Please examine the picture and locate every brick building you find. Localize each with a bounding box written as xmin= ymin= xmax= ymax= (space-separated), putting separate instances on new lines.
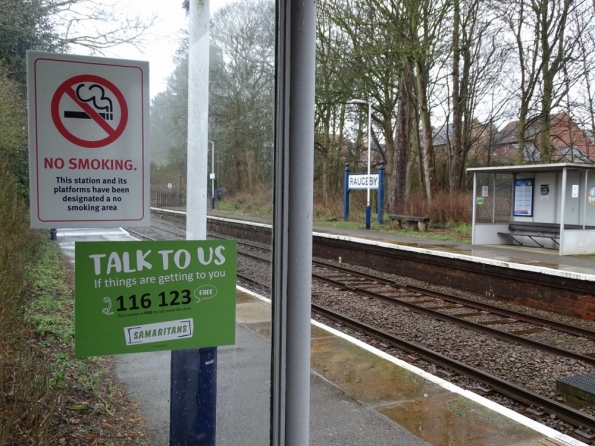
xmin=492 ymin=113 xmax=594 ymax=163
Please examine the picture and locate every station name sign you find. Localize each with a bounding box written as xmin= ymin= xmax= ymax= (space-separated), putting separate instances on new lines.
xmin=348 ymin=174 xmax=379 ymax=190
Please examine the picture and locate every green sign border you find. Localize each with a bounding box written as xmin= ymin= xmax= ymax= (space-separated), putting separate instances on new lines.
xmin=75 ymin=240 xmax=237 ymax=357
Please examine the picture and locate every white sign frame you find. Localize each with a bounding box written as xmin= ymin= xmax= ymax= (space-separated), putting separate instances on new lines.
xmin=348 ymin=174 xmax=379 ymax=190
xmin=27 ymin=51 xmax=150 ymax=228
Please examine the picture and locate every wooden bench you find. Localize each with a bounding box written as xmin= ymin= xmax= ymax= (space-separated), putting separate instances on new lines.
xmin=498 ymin=222 xmax=560 ymax=248
xmin=389 ymin=215 xmax=430 ymax=232
xmin=497 ymin=221 xmax=593 ymax=248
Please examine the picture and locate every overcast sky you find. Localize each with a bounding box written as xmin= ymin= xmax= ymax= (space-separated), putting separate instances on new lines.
xmin=75 ymin=0 xmax=232 ymax=99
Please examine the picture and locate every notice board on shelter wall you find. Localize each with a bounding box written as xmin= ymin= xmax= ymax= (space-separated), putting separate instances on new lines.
xmin=513 ymin=179 xmax=534 ymax=217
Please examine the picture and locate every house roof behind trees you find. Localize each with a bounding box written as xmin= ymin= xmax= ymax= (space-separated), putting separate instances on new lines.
xmin=432 ymin=123 xmax=454 ymax=147
xmin=493 ymin=113 xmax=595 ymax=162
xmin=495 ymin=120 xmax=542 ymax=145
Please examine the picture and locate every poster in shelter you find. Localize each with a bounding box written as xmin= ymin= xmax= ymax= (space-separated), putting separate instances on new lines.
xmin=514 ymin=179 xmax=534 ymax=216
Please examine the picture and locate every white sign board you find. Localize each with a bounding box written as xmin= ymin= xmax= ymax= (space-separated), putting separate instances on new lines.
xmin=348 ymin=174 xmax=379 ymax=190
xmin=27 ymin=51 xmax=150 ymax=228
xmin=572 ymin=184 xmax=579 ymax=198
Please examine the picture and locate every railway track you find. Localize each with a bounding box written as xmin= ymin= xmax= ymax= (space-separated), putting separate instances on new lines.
xmin=312 ymin=302 xmax=595 ymax=433
xmin=146 ymin=213 xmax=595 ymax=363
xmin=212 ymin=229 xmax=595 ymax=364
xmin=312 ymin=262 xmax=595 ymax=365
xmin=140 ymin=211 xmax=595 ymax=441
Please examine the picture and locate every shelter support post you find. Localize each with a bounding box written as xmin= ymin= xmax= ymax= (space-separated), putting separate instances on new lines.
xmin=271 ymin=0 xmax=316 ymax=443
xmin=170 ymin=1 xmax=214 ymax=445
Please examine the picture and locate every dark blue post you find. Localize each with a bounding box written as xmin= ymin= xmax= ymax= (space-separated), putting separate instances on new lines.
xmin=377 ymin=163 xmax=385 ymax=224
xmin=211 ymin=197 xmax=215 ymax=210
xmin=170 ymin=347 xmax=217 ymax=446
xmin=343 ymin=163 xmax=350 ymax=221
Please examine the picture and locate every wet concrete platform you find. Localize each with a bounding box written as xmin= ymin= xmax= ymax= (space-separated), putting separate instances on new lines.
xmin=56 ymin=228 xmax=426 ymax=445
xmin=56 ymin=227 xmax=586 ymax=445
xmin=237 ymin=288 xmax=584 ymax=446
xmin=203 ymin=209 xmax=595 ymax=280
xmin=311 ymin=225 xmax=595 ymax=281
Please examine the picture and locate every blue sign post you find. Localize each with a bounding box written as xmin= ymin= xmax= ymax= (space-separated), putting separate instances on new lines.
xmin=344 ymin=163 xmax=385 ymax=224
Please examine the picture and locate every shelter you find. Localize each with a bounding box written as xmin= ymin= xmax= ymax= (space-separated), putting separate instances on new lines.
xmin=467 ymin=164 xmax=595 ymax=255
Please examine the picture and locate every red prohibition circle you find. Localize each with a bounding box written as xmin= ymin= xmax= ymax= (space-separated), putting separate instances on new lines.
xmin=51 ymin=74 xmax=129 ymax=149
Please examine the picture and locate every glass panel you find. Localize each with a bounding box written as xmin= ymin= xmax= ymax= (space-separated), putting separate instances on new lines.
xmin=475 ymin=173 xmax=512 ymax=223
xmin=77 ymin=1 xmax=276 ymax=443
xmin=208 ymin=2 xmax=275 ymax=442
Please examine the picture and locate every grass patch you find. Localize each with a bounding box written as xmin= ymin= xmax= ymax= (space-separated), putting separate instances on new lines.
xmin=314 ymin=213 xmax=472 ymax=244
xmin=1 ymin=159 xmax=150 ymax=445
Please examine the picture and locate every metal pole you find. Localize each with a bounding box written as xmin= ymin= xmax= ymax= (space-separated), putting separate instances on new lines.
xmin=492 ymin=174 xmax=496 ymax=224
xmin=471 ymin=172 xmax=477 ymax=245
xmin=560 ymin=167 xmax=567 ymax=255
xmin=366 ymin=101 xmax=371 ymax=229
xmin=344 ymin=163 xmax=350 ymax=221
xmin=272 ymin=0 xmax=316 ymax=442
xmin=583 ymin=170 xmax=589 ymax=230
xmin=583 ymin=170 xmax=588 ymax=229
xmin=209 ymin=141 xmax=215 ymax=210
xmin=366 ymin=102 xmax=372 ymax=229
xmin=377 ymin=163 xmax=384 ymax=224
xmin=347 ymin=99 xmax=371 ymax=229
xmin=170 ymin=1 xmax=215 ymax=445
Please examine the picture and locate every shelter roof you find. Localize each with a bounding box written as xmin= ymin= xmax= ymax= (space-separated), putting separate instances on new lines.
xmin=467 ymin=163 xmax=595 ymax=174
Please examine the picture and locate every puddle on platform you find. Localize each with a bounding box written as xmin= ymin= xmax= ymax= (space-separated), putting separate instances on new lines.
xmin=243 ymin=321 xmax=271 ymax=340
xmin=236 ymin=292 xmax=258 ymax=304
xmin=310 ymin=335 xmax=446 ymax=404
xmin=311 ymin=328 xmax=545 ymax=446
xmin=378 ymin=392 xmax=541 ymax=446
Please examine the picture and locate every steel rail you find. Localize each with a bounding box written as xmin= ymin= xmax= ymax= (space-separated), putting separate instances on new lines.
xmin=152 ymin=219 xmax=187 ymax=231
xmin=238 ymin=251 xmax=271 ymax=262
xmin=153 ymin=219 xmax=595 ymax=432
xmin=312 ymin=272 xmax=595 ymax=367
xmin=123 ymin=228 xmax=156 ymax=241
xmin=312 ymin=303 xmax=595 ymax=431
xmin=208 ymin=233 xmax=270 ymax=252
xmin=237 ymin=273 xmax=270 ymax=291
xmin=313 ymin=259 xmax=595 ymax=342
xmin=156 ymin=219 xmax=595 ymax=344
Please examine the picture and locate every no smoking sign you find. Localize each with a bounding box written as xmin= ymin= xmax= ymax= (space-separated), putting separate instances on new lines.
xmin=27 ymin=51 xmax=150 ymax=228
xmin=51 ymin=74 xmax=129 ymax=148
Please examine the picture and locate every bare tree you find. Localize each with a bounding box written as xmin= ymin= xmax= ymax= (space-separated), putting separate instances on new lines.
xmin=492 ymin=0 xmax=583 ymax=164
xmin=318 ymin=0 xmax=401 ymax=207
xmin=48 ymin=0 xmax=155 ymax=53
xmin=567 ymin=1 xmax=595 ymax=154
xmin=449 ymin=0 xmax=511 ymax=186
xmin=0 ymin=0 xmax=154 ymax=88
xmin=403 ymin=0 xmax=452 ymax=203
xmin=209 ymin=0 xmax=275 ymax=193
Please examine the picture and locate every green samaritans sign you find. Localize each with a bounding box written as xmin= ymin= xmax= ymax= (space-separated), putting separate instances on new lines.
xmin=75 ymin=240 xmax=237 ymax=357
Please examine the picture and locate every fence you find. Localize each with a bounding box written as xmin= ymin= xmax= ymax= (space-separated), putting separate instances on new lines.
xmin=151 ymin=191 xmax=186 ymax=208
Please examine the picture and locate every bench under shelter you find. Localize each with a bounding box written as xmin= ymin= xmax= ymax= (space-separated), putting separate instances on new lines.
xmin=466 ymin=163 xmax=595 ymax=256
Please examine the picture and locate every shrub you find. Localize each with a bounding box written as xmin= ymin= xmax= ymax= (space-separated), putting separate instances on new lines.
xmin=403 ymin=190 xmax=472 ymax=225
xmin=0 ymin=158 xmax=55 ymax=444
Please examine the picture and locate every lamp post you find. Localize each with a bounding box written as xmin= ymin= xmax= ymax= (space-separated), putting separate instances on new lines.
xmin=348 ymin=98 xmax=372 ymax=229
xmin=209 ymin=140 xmax=215 ymax=209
